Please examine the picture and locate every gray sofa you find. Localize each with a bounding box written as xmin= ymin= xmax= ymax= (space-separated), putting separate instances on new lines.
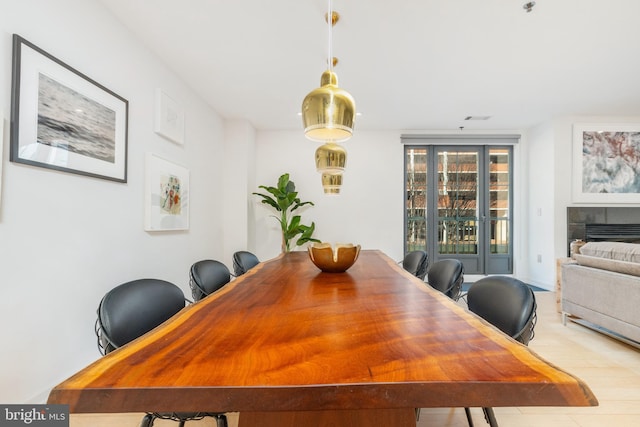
xmin=561 ymin=241 xmax=640 ymax=344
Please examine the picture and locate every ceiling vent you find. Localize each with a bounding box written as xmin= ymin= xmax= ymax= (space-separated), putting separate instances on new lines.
xmin=464 ymin=116 xmax=492 ymax=121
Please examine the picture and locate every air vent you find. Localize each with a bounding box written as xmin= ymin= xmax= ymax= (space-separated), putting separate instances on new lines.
xmin=464 ymin=116 xmax=492 ymax=121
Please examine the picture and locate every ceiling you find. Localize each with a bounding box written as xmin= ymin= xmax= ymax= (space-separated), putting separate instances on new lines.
xmin=97 ymin=0 xmax=640 ymax=132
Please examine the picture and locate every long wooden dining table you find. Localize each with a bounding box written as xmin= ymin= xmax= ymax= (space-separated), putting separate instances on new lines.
xmin=48 ymin=250 xmax=597 ymax=426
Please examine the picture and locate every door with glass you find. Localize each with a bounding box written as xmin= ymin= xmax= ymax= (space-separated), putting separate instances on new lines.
xmin=405 ymin=145 xmax=512 ymax=274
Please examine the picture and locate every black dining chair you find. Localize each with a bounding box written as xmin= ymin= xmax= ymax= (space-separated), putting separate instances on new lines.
xmin=95 ymin=278 xmax=228 ymax=427
xmin=464 ymin=276 xmax=538 ymax=427
xmin=189 ymin=260 xmax=231 ymax=301
xmin=402 ymin=250 xmax=428 ymax=280
xmin=232 ymin=251 xmax=260 ymax=277
xmin=426 ymin=259 xmax=464 ymax=301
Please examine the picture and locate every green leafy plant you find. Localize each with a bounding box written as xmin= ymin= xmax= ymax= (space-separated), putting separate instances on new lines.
xmin=253 ymin=173 xmax=321 ymax=252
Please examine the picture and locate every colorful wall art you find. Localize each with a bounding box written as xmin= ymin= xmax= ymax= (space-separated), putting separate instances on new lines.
xmin=145 ymin=153 xmax=190 ymax=231
xmin=572 ymin=124 xmax=640 ymax=203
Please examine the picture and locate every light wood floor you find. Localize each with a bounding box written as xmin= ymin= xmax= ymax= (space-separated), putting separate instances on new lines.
xmin=70 ymin=292 xmax=640 ymax=427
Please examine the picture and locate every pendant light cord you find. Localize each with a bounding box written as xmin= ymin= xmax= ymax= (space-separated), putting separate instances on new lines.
xmin=328 ymin=0 xmax=333 ymax=71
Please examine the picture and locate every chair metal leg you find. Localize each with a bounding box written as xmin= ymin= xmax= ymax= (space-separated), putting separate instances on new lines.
xmin=215 ymin=414 xmax=228 ymax=427
xmin=482 ymin=407 xmax=498 ymax=427
xmin=177 ymin=420 xmax=185 ymax=427
xmin=464 ymin=407 xmax=475 ymax=427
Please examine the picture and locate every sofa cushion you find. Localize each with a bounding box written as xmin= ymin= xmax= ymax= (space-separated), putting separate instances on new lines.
xmin=578 ymin=241 xmax=640 ymax=263
xmin=574 ymin=254 xmax=640 ymax=277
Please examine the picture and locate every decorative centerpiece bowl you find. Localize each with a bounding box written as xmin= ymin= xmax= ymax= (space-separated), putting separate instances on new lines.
xmin=308 ymin=243 xmax=361 ymax=273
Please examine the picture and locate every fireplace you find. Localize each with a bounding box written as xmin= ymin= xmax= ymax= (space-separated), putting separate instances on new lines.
xmin=585 ymin=223 xmax=640 ymax=242
xmin=567 ymin=207 xmax=640 ymax=256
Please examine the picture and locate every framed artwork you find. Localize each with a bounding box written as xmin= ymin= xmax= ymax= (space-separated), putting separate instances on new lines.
xmin=10 ymin=35 xmax=128 ymax=182
xmin=145 ymin=153 xmax=190 ymax=231
xmin=154 ymin=88 xmax=184 ymax=145
xmin=572 ymin=123 xmax=640 ymax=203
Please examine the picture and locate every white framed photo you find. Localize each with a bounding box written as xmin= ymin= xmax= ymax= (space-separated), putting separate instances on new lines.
xmin=145 ymin=153 xmax=190 ymax=231
xmin=572 ymin=123 xmax=640 ymax=203
xmin=10 ymin=35 xmax=128 ymax=182
xmin=154 ymin=88 xmax=184 ymax=145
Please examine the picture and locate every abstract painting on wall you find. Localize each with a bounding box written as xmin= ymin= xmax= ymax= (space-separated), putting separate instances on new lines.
xmin=145 ymin=153 xmax=190 ymax=231
xmin=572 ymin=124 xmax=640 ymax=203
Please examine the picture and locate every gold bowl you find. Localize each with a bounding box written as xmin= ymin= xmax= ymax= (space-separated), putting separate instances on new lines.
xmin=308 ymin=243 xmax=361 ymax=273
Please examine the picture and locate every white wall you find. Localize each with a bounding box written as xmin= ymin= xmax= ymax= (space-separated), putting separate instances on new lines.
xmin=526 ymin=122 xmax=555 ymax=288
xmin=223 ymin=119 xmax=257 ymax=267
xmin=0 ymin=0 xmax=226 ymax=403
xmin=254 ymin=130 xmax=404 ymax=262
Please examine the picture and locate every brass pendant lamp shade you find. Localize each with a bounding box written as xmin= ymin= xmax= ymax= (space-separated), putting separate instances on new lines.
xmin=321 ymin=172 xmax=343 ymax=195
xmin=302 ymin=70 xmax=356 ymax=142
xmin=315 ymin=141 xmax=347 ymax=174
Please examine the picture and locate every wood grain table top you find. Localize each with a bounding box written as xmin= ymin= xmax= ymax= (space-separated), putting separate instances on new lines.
xmin=48 ymin=250 xmax=597 ymax=413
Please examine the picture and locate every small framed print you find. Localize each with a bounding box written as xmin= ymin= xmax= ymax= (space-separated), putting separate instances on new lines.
xmin=145 ymin=153 xmax=190 ymax=231
xmin=154 ymin=88 xmax=184 ymax=145
xmin=10 ymin=34 xmax=128 ymax=182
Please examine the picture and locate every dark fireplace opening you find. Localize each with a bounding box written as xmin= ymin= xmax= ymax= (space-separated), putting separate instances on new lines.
xmin=585 ymin=223 xmax=640 ymax=243
xmin=567 ymin=207 xmax=640 ymax=256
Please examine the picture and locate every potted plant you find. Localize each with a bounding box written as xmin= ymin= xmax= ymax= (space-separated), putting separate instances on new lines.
xmin=253 ymin=173 xmax=321 ymax=252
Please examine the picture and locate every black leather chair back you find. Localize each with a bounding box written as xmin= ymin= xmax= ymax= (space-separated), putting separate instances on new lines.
xmin=467 ymin=276 xmax=537 ymax=344
xmin=95 ymin=279 xmax=229 ymax=427
xmin=232 ymin=251 xmax=260 ymax=277
xmin=402 ymin=250 xmax=428 ymax=280
xmin=189 ymin=260 xmax=231 ymax=301
xmin=427 ymin=259 xmax=464 ymax=300
xmin=97 ymin=279 xmax=186 ymax=354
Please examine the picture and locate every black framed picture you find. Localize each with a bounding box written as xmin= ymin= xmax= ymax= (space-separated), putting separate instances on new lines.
xmin=10 ymin=34 xmax=128 ymax=182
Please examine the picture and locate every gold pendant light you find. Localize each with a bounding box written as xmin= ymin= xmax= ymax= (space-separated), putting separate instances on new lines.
xmin=302 ymin=68 xmax=356 ymax=142
xmin=321 ymin=172 xmax=343 ymax=195
xmin=302 ymin=1 xmax=355 ymax=143
xmin=302 ymin=0 xmax=355 ymax=194
xmin=315 ymin=141 xmax=346 ymax=174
